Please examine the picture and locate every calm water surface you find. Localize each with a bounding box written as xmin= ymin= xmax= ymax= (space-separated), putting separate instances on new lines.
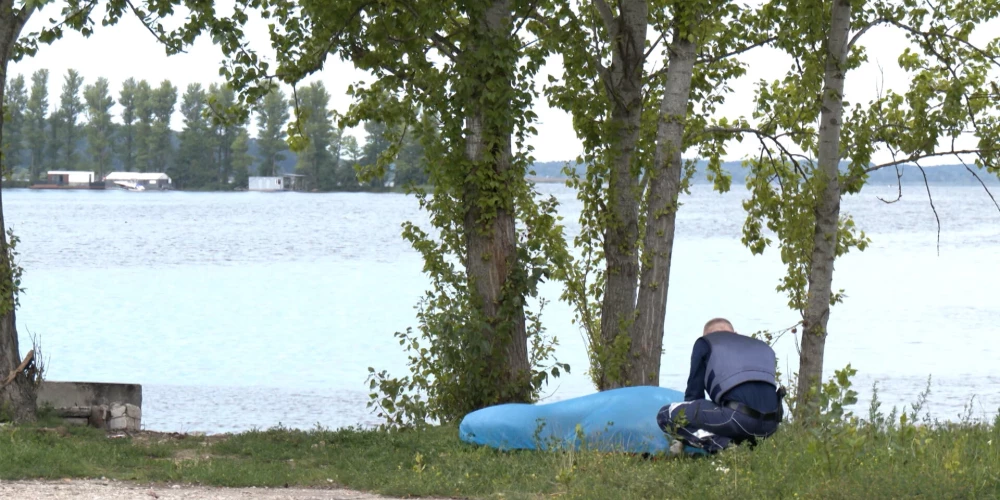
xmin=5 ymin=181 xmax=999 ymax=433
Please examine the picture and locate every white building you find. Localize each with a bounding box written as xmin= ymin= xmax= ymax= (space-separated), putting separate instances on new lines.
xmin=104 ymin=172 xmax=172 ymax=191
xmin=248 ymin=174 xmax=305 ymax=192
xmin=45 ymin=170 xmax=95 ymax=185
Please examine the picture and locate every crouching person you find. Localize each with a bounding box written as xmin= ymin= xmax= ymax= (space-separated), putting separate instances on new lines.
xmin=658 ymin=317 xmax=785 ymax=454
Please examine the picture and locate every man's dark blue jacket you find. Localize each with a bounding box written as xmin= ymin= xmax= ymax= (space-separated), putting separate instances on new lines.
xmin=684 ymin=336 xmax=780 ymax=413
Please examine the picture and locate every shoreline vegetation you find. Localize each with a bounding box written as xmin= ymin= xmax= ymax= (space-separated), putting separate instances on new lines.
xmin=7 ymin=161 xmax=998 ymax=193
xmin=4 ymin=381 xmax=998 ymax=499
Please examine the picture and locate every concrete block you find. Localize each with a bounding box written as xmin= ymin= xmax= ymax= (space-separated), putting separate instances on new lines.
xmin=37 ymin=381 xmax=141 ymax=409
xmin=36 ymin=382 xmax=142 ymax=431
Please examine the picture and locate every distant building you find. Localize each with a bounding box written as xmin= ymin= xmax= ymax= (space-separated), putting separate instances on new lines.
xmin=248 ymin=174 xmax=306 ymax=192
xmin=104 ymin=172 xmax=172 ymax=191
xmin=29 ymin=171 xmax=104 ymax=190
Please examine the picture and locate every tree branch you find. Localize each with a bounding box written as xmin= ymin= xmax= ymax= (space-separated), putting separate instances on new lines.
xmin=645 ymin=62 xmax=669 ymax=83
xmin=1 ymin=350 xmax=33 ymax=388
xmin=697 ymin=36 xmax=777 ymax=64
xmin=703 ymin=126 xmax=812 ymax=178
xmin=125 ymin=0 xmax=186 ymax=53
xmin=644 ymin=29 xmax=669 ymax=61
xmin=293 ymin=0 xmax=374 ymax=77
xmin=957 ymin=156 xmax=1000 ymax=214
xmin=592 ymin=0 xmax=615 ymax=34
xmin=562 ymin=4 xmax=611 ymax=86
xmin=876 ymin=165 xmax=904 ymax=204
xmin=514 ymin=0 xmax=542 ymax=34
xmin=15 ymin=1 xmax=38 ymax=28
xmin=846 ymin=18 xmax=887 ymax=53
xmin=863 ymin=148 xmax=995 ymax=174
xmin=20 ymin=0 xmax=99 ymax=46
xmin=429 ymin=33 xmax=461 ymax=60
xmin=757 ymin=136 xmax=787 ymax=192
xmin=887 ymin=18 xmax=1000 ymax=67
xmin=914 ymin=162 xmax=942 ymax=256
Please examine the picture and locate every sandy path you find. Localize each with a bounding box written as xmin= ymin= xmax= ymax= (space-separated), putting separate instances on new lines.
xmin=0 ymin=478 xmax=456 ymax=499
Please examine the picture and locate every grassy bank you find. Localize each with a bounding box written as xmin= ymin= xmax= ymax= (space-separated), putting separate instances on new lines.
xmin=1 ymin=403 xmax=998 ymax=499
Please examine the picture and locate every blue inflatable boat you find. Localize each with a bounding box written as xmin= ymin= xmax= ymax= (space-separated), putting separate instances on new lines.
xmin=458 ymin=386 xmax=705 ymax=456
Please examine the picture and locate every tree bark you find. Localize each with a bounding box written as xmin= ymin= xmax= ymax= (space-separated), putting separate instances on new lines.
xmin=797 ymin=0 xmax=852 ymax=409
xmin=596 ymin=0 xmax=648 ymax=390
xmin=628 ymin=33 xmax=697 ymax=387
xmin=0 ymin=0 xmax=37 ymax=423
xmin=461 ymin=0 xmax=530 ymax=403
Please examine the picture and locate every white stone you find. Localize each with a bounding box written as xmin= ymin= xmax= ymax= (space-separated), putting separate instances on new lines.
xmin=108 ymin=416 xmax=128 ymax=430
xmin=125 ymin=404 xmax=141 ymax=419
xmin=110 ymin=404 xmax=127 ymax=418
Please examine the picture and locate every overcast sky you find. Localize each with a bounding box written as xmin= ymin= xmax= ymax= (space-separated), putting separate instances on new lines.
xmin=9 ymin=2 xmax=999 ymax=166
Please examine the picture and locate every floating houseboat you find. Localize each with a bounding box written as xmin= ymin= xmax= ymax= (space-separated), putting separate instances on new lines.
xmin=248 ymin=174 xmax=306 ymax=192
xmin=104 ymin=172 xmax=173 ymax=191
xmin=29 ymin=171 xmax=106 ymax=190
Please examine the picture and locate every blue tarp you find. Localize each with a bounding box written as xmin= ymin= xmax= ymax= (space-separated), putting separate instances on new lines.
xmin=458 ymin=386 xmax=706 ymax=456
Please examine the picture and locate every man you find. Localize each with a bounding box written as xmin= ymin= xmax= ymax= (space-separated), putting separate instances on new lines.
xmin=657 ymin=317 xmax=785 ymax=454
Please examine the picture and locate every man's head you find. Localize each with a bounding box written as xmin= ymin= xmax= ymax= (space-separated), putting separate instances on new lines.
xmin=703 ymin=317 xmax=735 ymax=335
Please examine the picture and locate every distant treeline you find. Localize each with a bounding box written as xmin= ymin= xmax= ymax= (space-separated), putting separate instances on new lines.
xmin=2 ymin=68 xmax=428 ymax=191
xmin=8 ymin=67 xmax=994 ymax=191
xmin=528 ymin=160 xmax=1000 ymax=186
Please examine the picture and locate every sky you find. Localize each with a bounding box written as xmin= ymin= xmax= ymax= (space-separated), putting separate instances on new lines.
xmin=7 ymin=2 xmax=1000 ymax=166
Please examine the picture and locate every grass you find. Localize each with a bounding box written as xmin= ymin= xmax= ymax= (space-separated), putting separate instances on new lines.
xmin=2 ymin=391 xmax=999 ymax=499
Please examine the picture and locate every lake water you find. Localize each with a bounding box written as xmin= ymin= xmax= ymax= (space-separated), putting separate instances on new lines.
xmin=5 ymin=181 xmax=999 ymax=433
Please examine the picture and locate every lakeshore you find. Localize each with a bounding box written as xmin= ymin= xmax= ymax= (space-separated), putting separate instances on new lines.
xmin=2 ymin=402 xmax=998 ymax=500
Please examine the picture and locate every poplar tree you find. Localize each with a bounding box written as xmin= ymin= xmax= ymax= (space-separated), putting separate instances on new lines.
xmin=117 ymin=78 xmax=138 ymax=172
xmin=174 ymin=83 xmax=212 ymax=188
xmin=133 ymin=80 xmax=153 ymax=172
xmin=58 ymin=68 xmax=83 ymax=170
xmin=147 ymin=80 xmax=176 ymax=173
xmin=543 ymin=0 xmax=770 ymax=388
xmin=293 ymin=81 xmax=335 ymax=190
xmin=254 ymin=87 xmax=289 ymax=177
xmin=83 ymin=76 xmax=115 ymax=178
xmin=23 ymin=69 xmax=47 ymax=182
xmin=1 ymin=74 xmax=26 ymax=172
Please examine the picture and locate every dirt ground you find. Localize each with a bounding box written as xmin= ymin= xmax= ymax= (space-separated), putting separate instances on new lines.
xmin=0 ymin=478 xmax=455 ymax=499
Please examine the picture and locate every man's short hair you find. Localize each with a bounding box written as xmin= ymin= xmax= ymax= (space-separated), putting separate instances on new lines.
xmin=703 ymin=317 xmax=735 ymax=334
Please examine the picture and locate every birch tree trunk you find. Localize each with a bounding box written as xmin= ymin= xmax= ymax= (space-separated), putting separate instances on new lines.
xmin=597 ymin=0 xmax=648 ymax=389
xmin=798 ymin=0 xmax=853 ymax=408
xmin=628 ymin=33 xmax=697 ymax=386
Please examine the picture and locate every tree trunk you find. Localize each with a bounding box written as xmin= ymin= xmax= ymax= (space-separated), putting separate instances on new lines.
xmin=461 ymin=0 xmax=530 ymax=403
xmin=628 ymin=33 xmax=697 ymax=386
xmin=797 ymin=0 xmax=852 ymax=409
xmin=0 ymin=0 xmax=37 ymax=423
xmin=596 ymin=0 xmax=648 ymax=390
